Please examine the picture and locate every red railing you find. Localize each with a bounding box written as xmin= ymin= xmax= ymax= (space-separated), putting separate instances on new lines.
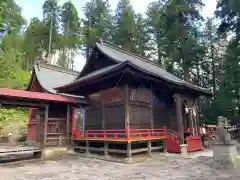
xmin=186 ymin=136 xmax=202 ymax=152
xmin=72 ymin=127 xmax=167 ymax=141
xmin=165 ymin=135 xmax=202 ymax=153
xmin=166 ymin=136 xmax=181 ymax=153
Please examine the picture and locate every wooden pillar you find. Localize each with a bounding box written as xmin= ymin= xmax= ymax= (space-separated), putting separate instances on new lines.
xmin=147 ymin=141 xmax=152 ymax=156
xmin=102 ymin=103 xmax=105 ymax=129
xmin=195 ymin=101 xmax=200 ymax=135
xmin=150 ymin=90 xmax=154 ymax=129
xmin=43 ymin=104 xmax=49 ymax=148
xmin=189 ymin=107 xmax=195 ymax=136
xmin=86 ymin=140 xmax=90 ymax=154
xmin=66 ymin=104 xmax=70 ymax=145
xmin=127 ymin=142 xmax=132 ymax=158
xmin=124 ymin=84 xmax=130 ymax=134
xmin=0 ymin=103 xmax=2 ymax=108
xmin=36 ymin=109 xmax=41 ymax=148
xmin=175 ymin=94 xmax=184 ymax=144
xmin=104 ymin=142 xmax=108 ymax=157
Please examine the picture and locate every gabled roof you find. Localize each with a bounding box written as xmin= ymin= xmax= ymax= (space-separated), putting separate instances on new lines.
xmin=27 ymin=62 xmax=79 ymax=94
xmin=56 ymin=42 xmax=212 ymax=95
xmin=56 ymin=62 xmax=127 ymax=89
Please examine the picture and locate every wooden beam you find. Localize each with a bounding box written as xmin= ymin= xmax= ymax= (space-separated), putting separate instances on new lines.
xmin=150 ymin=89 xmax=154 ymax=129
xmin=124 ymin=84 xmax=130 ymax=130
xmin=101 ymin=103 xmax=105 ymax=129
xmin=43 ymin=104 xmax=49 ymax=148
xmin=36 ymin=109 xmax=41 ymax=148
xmin=0 ymin=100 xmax=45 ymax=108
xmin=66 ymin=104 xmax=70 ymax=145
xmin=195 ymin=99 xmax=200 ymax=135
xmin=189 ymin=110 xmax=195 ymax=136
xmin=175 ymin=94 xmax=184 ymax=144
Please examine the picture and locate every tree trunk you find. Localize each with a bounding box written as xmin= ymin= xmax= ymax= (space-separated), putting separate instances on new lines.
xmin=183 ymin=65 xmax=190 ymax=82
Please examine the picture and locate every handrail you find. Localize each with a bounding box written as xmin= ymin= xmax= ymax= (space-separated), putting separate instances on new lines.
xmin=72 ymin=126 xmax=167 ymax=141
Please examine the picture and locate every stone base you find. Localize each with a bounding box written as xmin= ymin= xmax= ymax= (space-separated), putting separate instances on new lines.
xmin=41 ymin=147 xmax=75 ymax=160
xmin=211 ymin=143 xmax=239 ymax=169
xmin=180 ymin=144 xmax=188 ymax=157
xmin=124 ymin=157 xmax=134 ymax=164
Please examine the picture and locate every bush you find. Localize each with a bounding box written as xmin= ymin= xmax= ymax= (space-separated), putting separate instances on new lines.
xmin=0 ymin=108 xmax=28 ymax=142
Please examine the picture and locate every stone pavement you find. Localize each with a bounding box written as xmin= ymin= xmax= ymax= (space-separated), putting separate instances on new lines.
xmin=0 ymin=153 xmax=240 ymax=180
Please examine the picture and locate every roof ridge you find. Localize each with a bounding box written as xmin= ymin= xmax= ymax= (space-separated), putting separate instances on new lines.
xmin=37 ymin=62 xmax=79 ymax=76
xmin=99 ymin=41 xmax=167 ymax=71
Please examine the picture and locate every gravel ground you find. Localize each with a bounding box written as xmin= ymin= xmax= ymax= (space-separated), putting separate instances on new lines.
xmin=1 ymin=154 xmax=240 ymax=180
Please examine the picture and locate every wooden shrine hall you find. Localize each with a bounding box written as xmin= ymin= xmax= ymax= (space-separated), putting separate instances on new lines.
xmin=0 ymin=41 xmax=212 ymax=159
xmin=56 ymin=41 xmax=212 ymax=157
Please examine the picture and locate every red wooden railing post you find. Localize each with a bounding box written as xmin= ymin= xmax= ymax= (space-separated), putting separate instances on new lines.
xmin=163 ymin=126 xmax=167 ymax=136
xmin=104 ymin=131 xmax=107 ymax=139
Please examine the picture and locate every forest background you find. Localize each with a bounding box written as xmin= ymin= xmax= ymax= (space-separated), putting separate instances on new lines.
xmin=0 ymin=0 xmax=239 ymax=137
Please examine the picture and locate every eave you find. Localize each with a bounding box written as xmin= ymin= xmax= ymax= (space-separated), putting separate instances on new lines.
xmin=56 ymin=61 xmax=212 ymax=96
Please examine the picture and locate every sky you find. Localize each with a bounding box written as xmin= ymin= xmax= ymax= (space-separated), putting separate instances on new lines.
xmin=16 ymin=0 xmax=217 ymax=71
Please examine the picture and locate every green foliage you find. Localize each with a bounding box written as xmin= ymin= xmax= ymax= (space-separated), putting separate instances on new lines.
xmin=113 ymin=0 xmax=136 ymax=52
xmin=59 ymin=1 xmax=82 ymax=68
xmin=0 ymin=108 xmax=28 ymax=131
xmin=82 ymin=0 xmax=113 ymax=58
xmin=2 ymin=0 xmax=240 ymax=126
xmin=134 ymin=13 xmax=151 ymax=57
xmin=145 ymin=1 xmax=166 ymax=64
xmin=0 ymin=0 xmax=25 ymax=36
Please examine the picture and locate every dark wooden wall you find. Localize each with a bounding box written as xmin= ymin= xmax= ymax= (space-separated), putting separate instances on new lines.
xmin=128 ymin=87 xmax=177 ymax=130
xmin=153 ymin=97 xmax=169 ymax=128
xmin=128 ymin=87 xmax=152 ymax=129
xmin=83 ymin=85 xmax=197 ymax=132
xmin=85 ymin=87 xmax=125 ymax=130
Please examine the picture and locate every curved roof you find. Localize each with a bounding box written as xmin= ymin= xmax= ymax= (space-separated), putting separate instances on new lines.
xmin=27 ymin=62 xmax=79 ymax=94
xmin=56 ymin=42 xmax=212 ymax=95
xmin=95 ymin=43 xmax=211 ymax=95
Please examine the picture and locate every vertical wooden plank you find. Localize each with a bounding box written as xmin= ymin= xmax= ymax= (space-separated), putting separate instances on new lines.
xmin=101 ymin=103 xmax=105 ymax=129
xmin=150 ymin=90 xmax=154 ymax=129
xmin=43 ymin=104 xmax=49 ymax=148
xmin=66 ymin=104 xmax=70 ymax=145
xmin=175 ymin=94 xmax=184 ymax=144
xmin=189 ymin=99 xmax=196 ymax=136
xmin=189 ymin=110 xmax=195 ymax=136
xmin=187 ymin=99 xmax=195 ymax=136
xmin=195 ymin=100 xmax=200 ymax=135
xmin=124 ymin=85 xmax=130 ymax=130
xmin=35 ymin=109 xmax=41 ymax=148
